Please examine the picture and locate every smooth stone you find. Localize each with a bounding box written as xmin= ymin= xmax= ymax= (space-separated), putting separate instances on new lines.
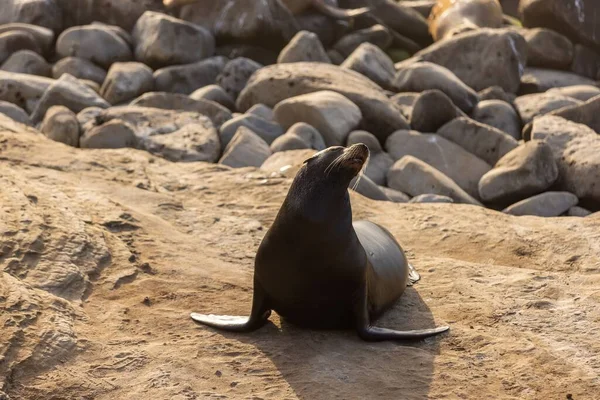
xmin=132 ymin=11 xmax=215 ymax=69
xmin=1 ymin=50 xmax=50 ymax=77
xmin=261 ymin=149 xmax=317 ymax=177
xmin=0 ymin=31 xmax=41 ymax=65
xmin=153 ymin=56 xmax=227 ymax=94
xmin=393 ymin=61 xmax=479 ymax=113
xmin=52 ymin=57 xmax=107 ymax=85
xmin=390 ymin=92 xmax=419 ymax=120
xmin=437 ymin=117 xmax=519 ymax=165
xmin=347 ymin=130 xmax=394 ymax=186
xmin=220 ymin=113 xmax=284 ymax=146
xmin=514 ymin=92 xmax=582 ymax=125
xmin=278 ymin=30 xmax=331 ymax=64
xmin=349 ymin=174 xmax=390 ymax=201
xmin=293 ymin=12 xmax=348 ymax=49
xmin=80 ymin=119 xmax=138 ymax=149
xmin=273 ymin=90 xmax=362 ymax=146
xmin=386 ymin=129 xmax=491 ymax=198
xmin=570 ymin=45 xmax=600 ymax=80
xmin=365 ymin=0 xmax=431 ymax=47
xmin=478 ymin=140 xmax=558 ymax=203
xmin=333 ymin=25 xmax=392 ymax=58
xmin=101 ymin=62 xmax=154 ymax=105
xmin=237 ymin=62 xmax=410 ymax=143
xmin=40 ymin=105 xmax=79 ymax=147
xmin=530 ymin=116 xmax=600 ymax=202
xmin=246 ymin=104 xmax=274 ymax=121
xmin=519 ymin=67 xmax=596 ymax=94
xmin=219 ymin=126 xmax=272 ymax=168
xmin=409 ymin=194 xmax=454 ymax=203
xmin=31 ymin=73 xmax=110 ymax=123
xmin=216 ymin=57 xmax=262 ymax=100
xmin=0 ymin=0 xmax=63 ymax=32
xmin=56 ymin=25 xmax=132 ymax=69
xmin=190 ymin=85 xmax=235 ymax=110
xmin=399 ymin=28 xmax=527 ymax=93
xmin=478 ymin=85 xmax=515 ymax=104
xmin=547 ymin=85 xmax=600 ymax=102
xmin=522 ymin=28 xmax=574 ymax=70
xmin=341 ymin=42 xmax=395 ymax=90
xmin=379 ymin=186 xmax=410 ymax=203
xmin=76 ymin=106 xmax=103 ymax=127
xmin=140 ymin=123 xmax=221 ymax=163
xmin=472 ymin=100 xmax=521 ymax=140
xmin=0 ymin=100 xmax=30 ymax=125
xmin=545 ymin=95 xmax=600 ymax=134
xmin=387 ymin=155 xmax=482 ymax=205
xmin=215 ymin=44 xmax=278 ymax=66
xmin=410 ymin=89 xmax=459 ymax=133
xmin=503 ymin=191 xmax=579 ymax=217
xmin=270 ymin=122 xmax=325 ymax=153
xmin=0 ymin=70 xmax=53 ymax=112
xmin=568 ymin=206 xmax=592 ymax=217
xmin=0 ymin=23 xmax=54 ymax=55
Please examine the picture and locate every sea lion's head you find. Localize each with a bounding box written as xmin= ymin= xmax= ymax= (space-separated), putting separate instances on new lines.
xmin=300 ymin=143 xmax=370 ymax=185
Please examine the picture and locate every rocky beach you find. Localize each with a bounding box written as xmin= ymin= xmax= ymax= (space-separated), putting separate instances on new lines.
xmin=1 ymin=0 xmax=599 ymax=398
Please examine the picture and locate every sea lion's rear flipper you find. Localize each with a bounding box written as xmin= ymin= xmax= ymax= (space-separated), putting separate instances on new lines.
xmin=190 ymin=277 xmax=271 ymax=332
xmin=354 ymin=283 xmax=449 ymax=341
xmin=407 ymin=263 xmax=421 ymax=286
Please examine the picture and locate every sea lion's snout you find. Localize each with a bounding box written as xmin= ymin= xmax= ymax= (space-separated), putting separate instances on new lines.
xmin=344 ymin=143 xmax=369 ymax=172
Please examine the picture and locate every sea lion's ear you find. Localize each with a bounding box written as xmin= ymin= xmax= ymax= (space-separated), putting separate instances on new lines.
xmin=303 ymin=150 xmax=322 ymax=164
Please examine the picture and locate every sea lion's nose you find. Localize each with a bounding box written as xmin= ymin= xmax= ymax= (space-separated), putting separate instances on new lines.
xmin=347 ymin=143 xmax=369 ymax=157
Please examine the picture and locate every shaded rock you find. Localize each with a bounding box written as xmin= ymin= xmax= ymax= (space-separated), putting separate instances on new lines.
xmin=520 ymin=0 xmax=600 ymax=53
xmin=261 ymin=148 xmax=317 ymax=177
xmin=399 ymin=0 xmax=436 ymax=18
xmin=80 ymin=119 xmax=137 ymax=149
xmin=0 ymin=31 xmax=41 ymax=65
xmin=278 ymin=30 xmax=330 ymax=64
xmin=546 ymin=95 xmax=600 ymax=134
xmin=52 ymin=57 xmax=107 ymax=85
xmin=100 ymin=62 xmax=153 ymax=105
xmin=478 ymin=140 xmax=558 ymax=203
xmin=409 ymin=194 xmax=454 ymax=203
xmin=154 ymin=56 xmax=226 ymax=94
xmin=514 ymin=92 xmax=582 ymax=126
xmin=216 ymin=57 xmax=262 ymax=100
xmin=0 ymin=70 xmax=53 ymax=112
xmin=478 ymin=85 xmax=515 ymax=104
xmin=0 ymin=100 xmax=30 ymax=125
xmin=365 ymin=0 xmax=431 ymax=47
xmin=132 ymin=11 xmax=215 ymax=69
xmin=141 ymin=122 xmax=220 ymax=163
xmin=387 ymin=155 xmax=482 ymax=205
xmin=89 ymin=22 xmax=133 ymax=46
xmin=190 ymin=85 xmax=235 ymax=110
xmin=519 ymin=67 xmax=596 ymax=94
xmin=270 ymin=122 xmax=325 ymax=153
xmin=40 ymin=105 xmax=79 ymax=147
xmin=385 ymin=130 xmax=491 ymax=198
xmin=215 ymin=44 xmax=279 ymax=66
xmin=238 ymin=62 xmax=409 ymax=144
xmin=246 ymin=104 xmax=274 ymax=121
xmin=390 ymin=92 xmax=419 ymax=120
xmin=393 ymin=61 xmax=479 ymax=113
xmin=410 ymin=89 xmax=458 ymax=133
xmin=349 ymin=174 xmax=390 ymax=201
xmin=347 ymin=130 xmax=394 ymax=186
xmin=219 ymin=126 xmax=271 ymax=168
xmin=400 ymin=28 xmax=527 ymax=93
xmin=522 ymin=28 xmax=574 ymax=70
xmin=0 ymin=0 xmax=62 ymax=33
xmin=547 ymin=85 xmax=600 ymax=102
xmin=31 ymin=74 xmax=110 ymax=123
xmin=327 ymin=49 xmax=345 ymax=65
xmin=56 ymin=25 xmax=132 ymax=69
xmin=293 ymin=12 xmax=348 ymax=49
xmin=437 ymin=117 xmax=519 ymax=165
xmin=0 ymin=23 xmax=54 ymax=55
xmin=341 ymin=43 xmax=395 ymax=90
xmin=333 ymin=25 xmax=392 ymax=58
xmin=379 ymin=186 xmax=410 ymax=203
xmin=568 ymin=206 xmax=592 ymax=217
xmin=273 ymin=90 xmax=361 ymax=147
xmin=472 ymin=100 xmax=521 ymax=140
xmin=220 ymin=113 xmax=284 ymax=146
xmin=503 ymin=191 xmax=578 ymax=217
xmin=530 ymin=115 xmax=600 ymax=202
xmin=570 ymin=45 xmax=600 ymax=80
xmin=1 ymin=50 xmax=50 ymax=77
xmin=83 ymin=106 xmax=215 ymax=139
xmin=0 ymin=112 xmax=38 ymax=134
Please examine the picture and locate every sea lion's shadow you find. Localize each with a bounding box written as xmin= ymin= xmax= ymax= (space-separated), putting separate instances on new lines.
xmin=222 ymin=287 xmax=443 ymax=399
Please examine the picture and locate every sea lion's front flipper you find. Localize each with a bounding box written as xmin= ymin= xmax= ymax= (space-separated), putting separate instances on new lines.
xmin=407 ymin=263 xmax=421 ymax=286
xmin=190 ymin=277 xmax=271 ymax=332
xmin=354 ymin=283 xmax=449 ymax=341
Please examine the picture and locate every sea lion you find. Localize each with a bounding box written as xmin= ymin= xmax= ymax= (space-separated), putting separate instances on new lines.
xmin=163 ymin=0 xmax=370 ymax=19
xmin=191 ymin=144 xmax=449 ymax=341
xmin=429 ymin=0 xmax=504 ymax=41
